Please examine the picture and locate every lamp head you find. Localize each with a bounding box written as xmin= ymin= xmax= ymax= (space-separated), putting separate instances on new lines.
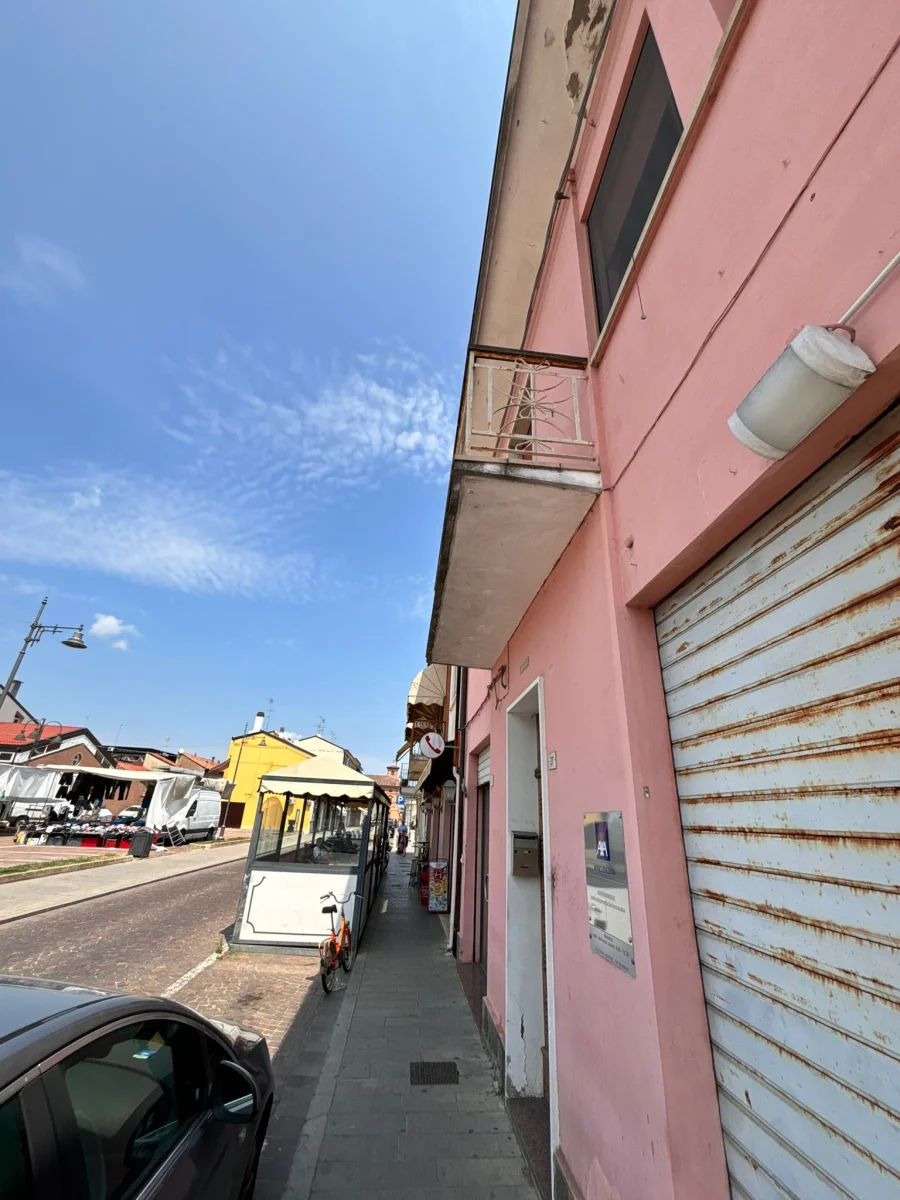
xmin=61 ymin=627 xmax=87 ymax=650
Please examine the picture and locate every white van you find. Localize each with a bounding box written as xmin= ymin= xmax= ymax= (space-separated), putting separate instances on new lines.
xmin=174 ymin=788 xmax=222 ymax=841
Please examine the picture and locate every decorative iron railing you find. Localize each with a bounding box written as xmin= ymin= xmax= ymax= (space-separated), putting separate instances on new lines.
xmin=460 ymin=346 xmax=596 ymax=467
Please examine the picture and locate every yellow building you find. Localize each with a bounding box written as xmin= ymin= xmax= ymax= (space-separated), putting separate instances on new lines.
xmin=219 ymin=730 xmax=313 ymax=830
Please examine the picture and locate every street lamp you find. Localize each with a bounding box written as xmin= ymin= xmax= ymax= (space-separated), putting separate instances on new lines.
xmin=0 ymin=597 xmax=87 ymax=718
xmin=13 ymin=719 xmax=64 ymax=763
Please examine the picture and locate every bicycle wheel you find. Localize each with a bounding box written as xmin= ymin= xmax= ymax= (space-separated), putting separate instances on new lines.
xmin=340 ymin=930 xmax=353 ymax=973
xmin=320 ymin=942 xmax=336 ymax=993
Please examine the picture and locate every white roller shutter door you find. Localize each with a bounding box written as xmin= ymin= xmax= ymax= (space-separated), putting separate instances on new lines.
xmin=477 ymin=747 xmax=491 ymax=785
xmin=655 ymin=408 xmax=900 ymax=1199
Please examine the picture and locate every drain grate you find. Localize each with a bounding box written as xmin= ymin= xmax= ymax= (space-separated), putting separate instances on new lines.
xmin=410 ymin=1060 xmax=460 ymax=1085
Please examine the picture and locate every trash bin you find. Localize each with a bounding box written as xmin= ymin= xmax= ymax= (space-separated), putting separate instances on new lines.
xmin=129 ymin=827 xmax=154 ymax=859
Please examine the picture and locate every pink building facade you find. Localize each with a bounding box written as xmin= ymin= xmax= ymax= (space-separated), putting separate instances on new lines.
xmin=429 ymin=2 xmax=900 ymax=1199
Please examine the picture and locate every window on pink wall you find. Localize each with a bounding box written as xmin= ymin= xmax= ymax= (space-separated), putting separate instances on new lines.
xmin=587 ymin=24 xmax=682 ymax=327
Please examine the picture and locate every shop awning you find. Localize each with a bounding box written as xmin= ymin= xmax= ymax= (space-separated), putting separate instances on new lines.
xmin=414 ymin=745 xmax=455 ymax=794
xmin=260 ymin=755 xmax=388 ymax=803
xmin=406 ymin=665 xmax=446 ymax=728
xmin=33 ymin=764 xmax=176 ymax=782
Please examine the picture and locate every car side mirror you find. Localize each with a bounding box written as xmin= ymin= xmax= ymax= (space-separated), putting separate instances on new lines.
xmin=212 ymin=1060 xmax=259 ymax=1124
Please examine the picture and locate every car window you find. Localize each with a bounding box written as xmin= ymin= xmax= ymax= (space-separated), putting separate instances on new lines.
xmin=0 ymin=1094 xmax=33 ymax=1198
xmin=61 ymin=1018 xmax=208 ymax=1199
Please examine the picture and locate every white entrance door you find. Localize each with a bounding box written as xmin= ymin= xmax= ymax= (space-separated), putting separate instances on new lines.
xmin=655 ymin=408 xmax=900 ymax=1198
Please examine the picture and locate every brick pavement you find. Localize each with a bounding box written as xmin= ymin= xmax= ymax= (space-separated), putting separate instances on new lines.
xmin=176 ymin=951 xmax=322 ymax=1056
xmin=259 ymin=855 xmax=539 ymax=1200
xmin=0 ymin=844 xmax=123 ymax=867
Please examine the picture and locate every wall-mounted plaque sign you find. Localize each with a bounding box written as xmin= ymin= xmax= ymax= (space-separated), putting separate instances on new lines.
xmin=583 ymin=810 xmax=635 ymax=977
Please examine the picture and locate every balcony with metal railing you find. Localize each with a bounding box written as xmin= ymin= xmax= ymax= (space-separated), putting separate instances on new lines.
xmin=460 ymin=347 xmax=598 ymax=469
xmin=428 ymin=347 xmax=603 ymax=669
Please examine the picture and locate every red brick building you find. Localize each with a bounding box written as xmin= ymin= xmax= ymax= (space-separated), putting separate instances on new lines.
xmin=368 ymin=764 xmax=401 ymax=822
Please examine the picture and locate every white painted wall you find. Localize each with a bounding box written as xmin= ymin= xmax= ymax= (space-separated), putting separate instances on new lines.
xmin=239 ymin=868 xmax=356 ymax=946
xmin=505 ymin=684 xmax=545 ymax=1097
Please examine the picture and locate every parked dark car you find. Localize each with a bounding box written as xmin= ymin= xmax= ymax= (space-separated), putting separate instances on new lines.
xmin=0 ymin=977 xmax=274 ymax=1199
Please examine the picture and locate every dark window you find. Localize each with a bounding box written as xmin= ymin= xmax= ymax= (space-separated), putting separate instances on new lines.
xmin=0 ymin=1095 xmax=33 ymax=1197
xmin=60 ymin=1018 xmax=207 ymax=1199
xmin=587 ymin=26 xmax=682 ymax=327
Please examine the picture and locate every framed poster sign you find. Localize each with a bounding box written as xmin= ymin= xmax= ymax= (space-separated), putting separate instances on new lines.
xmin=428 ymin=860 xmax=449 ymax=912
xmin=583 ymin=811 xmax=635 ymax=977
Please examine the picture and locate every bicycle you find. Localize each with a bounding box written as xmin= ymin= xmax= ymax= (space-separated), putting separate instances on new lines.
xmin=319 ymin=891 xmax=354 ymax=994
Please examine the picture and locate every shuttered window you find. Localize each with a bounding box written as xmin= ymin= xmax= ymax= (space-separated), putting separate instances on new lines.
xmin=587 ymin=26 xmax=682 ymax=328
xmin=477 ymin=747 xmax=491 ymax=785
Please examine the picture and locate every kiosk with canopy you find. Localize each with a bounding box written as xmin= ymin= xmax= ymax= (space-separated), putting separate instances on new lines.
xmin=232 ymin=756 xmax=390 ymax=951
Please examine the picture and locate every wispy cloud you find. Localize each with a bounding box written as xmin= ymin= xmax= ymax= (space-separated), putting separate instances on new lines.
xmin=0 ymin=235 xmax=86 ymax=307
xmin=0 ymin=470 xmax=313 ymax=597
xmin=71 ymin=486 xmax=102 ymax=510
xmin=111 ymin=638 xmax=129 ymax=651
xmin=161 ymin=341 xmax=457 ymax=505
xmin=403 ymin=581 xmax=433 ymax=623
xmin=0 ymin=571 xmax=46 ymax=598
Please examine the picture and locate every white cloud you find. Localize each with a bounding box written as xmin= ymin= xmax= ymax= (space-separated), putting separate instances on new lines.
xmin=0 ymin=235 xmax=86 ymax=307
xmin=0 ymin=470 xmax=313 ymax=597
xmin=111 ymin=639 xmax=129 ymax=651
xmin=90 ymin=614 xmax=138 ymax=640
xmin=161 ymin=341 xmax=457 ymax=501
xmin=71 ymin=487 xmax=102 ymax=510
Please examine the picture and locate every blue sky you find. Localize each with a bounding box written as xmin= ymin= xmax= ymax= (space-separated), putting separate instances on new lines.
xmin=0 ymin=1 xmax=514 ymax=770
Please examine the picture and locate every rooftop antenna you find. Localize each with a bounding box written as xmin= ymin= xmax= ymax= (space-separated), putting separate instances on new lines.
xmin=265 ymin=697 xmax=274 ymax=727
xmin=316 ymin=716 xmax=326 ymax=736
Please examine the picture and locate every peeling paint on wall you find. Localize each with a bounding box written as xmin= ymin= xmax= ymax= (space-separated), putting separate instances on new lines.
xmin=564 ymin=0 xmax=610 ymax=105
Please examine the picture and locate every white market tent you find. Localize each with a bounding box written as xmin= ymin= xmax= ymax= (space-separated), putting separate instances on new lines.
xmin=32 ymin=763 xmax=203 ymax=830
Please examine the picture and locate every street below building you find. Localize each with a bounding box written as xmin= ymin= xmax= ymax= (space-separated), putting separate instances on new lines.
xmin=0 ymin=858 xmax=245 ymax=994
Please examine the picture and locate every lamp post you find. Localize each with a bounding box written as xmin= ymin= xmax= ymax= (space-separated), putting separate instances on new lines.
xmin=13 ymin=718 xmax=64 ymax=763
xmin=0 ymin=598 xmax=87 ymax=718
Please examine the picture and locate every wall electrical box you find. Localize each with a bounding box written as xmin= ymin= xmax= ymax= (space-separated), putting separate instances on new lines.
xmin=511 ymin=831 xmax=541 ymax=877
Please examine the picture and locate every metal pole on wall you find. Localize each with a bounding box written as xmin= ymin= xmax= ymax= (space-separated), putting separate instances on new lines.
xmin=218 ymin=721 xmax=248 ymax=837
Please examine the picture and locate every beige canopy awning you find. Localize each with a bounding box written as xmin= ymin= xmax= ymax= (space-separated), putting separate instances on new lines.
xmin=260 ymin=755 xmax=387 ymax=803
xmin=404 ymin=664 xmax=447 ymax=748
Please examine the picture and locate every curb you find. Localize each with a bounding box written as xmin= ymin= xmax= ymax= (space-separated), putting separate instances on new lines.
xmin=0 ymin=851 xmax=249 ymax=927
xmin=282 ymin=944 xmax=369 ymax=1200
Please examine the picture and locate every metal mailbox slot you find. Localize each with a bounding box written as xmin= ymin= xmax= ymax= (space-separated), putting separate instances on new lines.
xmin=511 ymin=831 xmax=540 ymax=877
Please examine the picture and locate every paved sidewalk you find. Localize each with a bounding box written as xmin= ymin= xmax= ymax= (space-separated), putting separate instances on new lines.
xmin=264 ymin=856 xmax=538 ymax=1200
xmin=0 ymin=839 xmax=249 ymax=923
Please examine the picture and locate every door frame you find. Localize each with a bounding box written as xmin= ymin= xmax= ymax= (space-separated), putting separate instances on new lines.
xmin=477 ymin=781 xmax=490 ymax=969
xmin=505 ymin=676 xmax=559 ymax=1196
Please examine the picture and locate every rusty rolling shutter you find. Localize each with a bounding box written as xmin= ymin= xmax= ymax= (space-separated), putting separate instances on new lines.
xmin=655 ymin=408 xmax=900 ymax=1198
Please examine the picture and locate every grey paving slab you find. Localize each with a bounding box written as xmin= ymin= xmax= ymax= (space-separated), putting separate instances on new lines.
xmin=398 ymin=1132 xmax=521 ymax=1159
xmin=324 ymin=1111 xmax=407 ymax=1136
xmin=438 ymin=1157 xmax=536 ymax=1188
xmin=405 ymin=1109 xmax=511 ymax=1135
xmin=276 ymin=858 xmax=539 ymax=1200
xmin=0 ymin=840 xmax=250 ymax=923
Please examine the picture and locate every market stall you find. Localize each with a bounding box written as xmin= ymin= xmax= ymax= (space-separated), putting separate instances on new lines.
xmin=5 ymin=763 xmax=206 ymax=849
xmin=232 ymin=756 xmax=390 ymax=951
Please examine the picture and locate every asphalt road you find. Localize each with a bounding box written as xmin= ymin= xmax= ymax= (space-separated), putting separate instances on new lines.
xmin=0 ymin=858 xmax=245 ymax=995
